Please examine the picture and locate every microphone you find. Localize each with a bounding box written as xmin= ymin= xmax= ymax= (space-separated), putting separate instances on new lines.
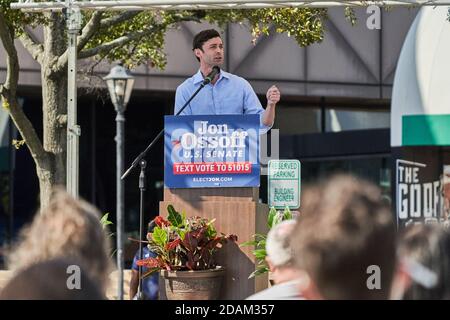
xmin=202 ymin=66 xmax=220 ymax=85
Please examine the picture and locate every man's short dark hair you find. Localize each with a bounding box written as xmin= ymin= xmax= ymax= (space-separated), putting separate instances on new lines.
xmin=291 ymin=174 xmax=396 ymax=300
xmin=192 ymin=29 xmax=221 ymax=51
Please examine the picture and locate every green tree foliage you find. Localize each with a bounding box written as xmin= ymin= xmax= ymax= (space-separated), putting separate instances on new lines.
xmin=80 ymin=8 xmax=331 ymax=69
xmin=0 ymin=3 xmax=360 ymax=71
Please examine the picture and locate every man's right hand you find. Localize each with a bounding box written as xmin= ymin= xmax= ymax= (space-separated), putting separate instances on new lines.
xmin=266 ymin=85 xmax=281 ymax=107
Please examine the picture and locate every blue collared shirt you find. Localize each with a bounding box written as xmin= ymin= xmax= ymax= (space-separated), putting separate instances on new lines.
xmin=174 ymin=70 xmax=271 ymax=134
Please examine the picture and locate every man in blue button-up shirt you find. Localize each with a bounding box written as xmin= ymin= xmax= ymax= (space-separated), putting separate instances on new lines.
xmin=174 ymin=29 xmax=280 ymax=134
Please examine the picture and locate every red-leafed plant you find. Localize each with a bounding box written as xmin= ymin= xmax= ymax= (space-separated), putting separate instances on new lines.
xmin=137 ymin=205 xmax=237 ymax=277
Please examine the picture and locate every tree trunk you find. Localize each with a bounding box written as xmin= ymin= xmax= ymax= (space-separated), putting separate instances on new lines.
xmin=36 ymin=155 xmax=60 ymax=209
xmin=36 ymin=14 xmax=68 ymax=208
xmin=36 ymin=72 xmax=67 ymax=208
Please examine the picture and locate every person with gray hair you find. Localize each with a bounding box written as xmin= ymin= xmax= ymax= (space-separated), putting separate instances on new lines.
xmin=246 ymin=220 xmax=304 ymax=300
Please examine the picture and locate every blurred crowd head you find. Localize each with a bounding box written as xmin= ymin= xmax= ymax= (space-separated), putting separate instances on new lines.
xmin=0 ymin=258 xmax=105 ymax=300
xmin=290 ymin=174 xmax=396 ymax=300
xmin=397 ymin=223 xmax=450 ymax=300
xmin=6 ymin=188 xmax=112 ymax=292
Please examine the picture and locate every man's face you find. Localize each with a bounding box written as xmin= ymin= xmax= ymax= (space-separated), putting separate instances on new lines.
xmin=195 ymin=37 xmax=224 ymax=67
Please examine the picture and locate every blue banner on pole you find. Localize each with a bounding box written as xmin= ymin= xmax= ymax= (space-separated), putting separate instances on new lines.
xmin=164 ymin=115 xmax=260 ymax=188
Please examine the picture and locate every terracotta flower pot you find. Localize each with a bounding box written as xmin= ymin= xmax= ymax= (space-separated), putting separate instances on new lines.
xmin=161 ymin=266 xmax=225 ymax=300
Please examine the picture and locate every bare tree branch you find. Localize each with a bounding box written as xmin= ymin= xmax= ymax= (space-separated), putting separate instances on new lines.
xmin=100 ymin=11 xmax=142 ymax=30
xmin=77 ymin=11 xmax=104 ymax=52
xmin=79 ymin=15 xmax=200 ymax=60
xmin=0 ymin=11 xmax=19 ymax=94
xmin=0 ymin=12 xmax=47 ymax=166
xmin=52 ymin=11 xmax=103 ymax=74
xmin=78 ymin=23 xmax=165 ymax=59
xmin=4 ymin=95 xmax=48 ymax=165
xmin=18 ymin=27 xmax=44 ymax=64
xmin=53 ymin=11 xmax=142 ymax=73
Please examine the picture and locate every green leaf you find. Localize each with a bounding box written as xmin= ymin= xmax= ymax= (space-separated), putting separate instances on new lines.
xmin=257 ymin=259 xmax=268 ymax=265
xmin=248 ymin=265 xmax=270 ymax=279
xmin=256 ymin=239 xmax=266 ymax=250
xmin=344 ymin=7 xmax=357 ymax=26
xmin=100 ymin=212 xmax=113 ymax=228
xmin=268 ymin=207 xmax=277 ymax=228
xmin=206 ymin=223 xmax=217 ymax=239
xmin=254 ymin=249 xmax=267 ymax=260
xmin=283 ymin=205 xmax=293 ymax=220
xmin=240 ymin=240 xmax=258 ymax=247
xmin=253 ymin=233 xmax=267 ymax=241
xmin=167 ymin=205 xmax=183 ymax=227
xmin=273 ymin=211 xmax=283 ymax=226
xmin=152 ymin=226 xmax=168 ymax=248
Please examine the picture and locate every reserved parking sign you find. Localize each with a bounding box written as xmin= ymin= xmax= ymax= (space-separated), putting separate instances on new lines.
xmin=268 ymin=160 xmax=301 ymax=209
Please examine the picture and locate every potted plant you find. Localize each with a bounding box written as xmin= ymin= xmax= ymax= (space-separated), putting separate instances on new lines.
xmin=136 ymin=205 xmax=237 ymax=300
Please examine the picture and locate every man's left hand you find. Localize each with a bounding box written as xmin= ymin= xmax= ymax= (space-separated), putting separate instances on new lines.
xmin=267 ymin=85 xmax=280 ymax=107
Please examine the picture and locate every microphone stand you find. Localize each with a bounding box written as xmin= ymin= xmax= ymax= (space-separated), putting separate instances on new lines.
xmin=122 ymin=74 xmax=214 ymax=300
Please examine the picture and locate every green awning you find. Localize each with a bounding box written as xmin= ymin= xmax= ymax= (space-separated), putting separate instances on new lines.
xmin=402 ymin=114 xmax=450 ymax=146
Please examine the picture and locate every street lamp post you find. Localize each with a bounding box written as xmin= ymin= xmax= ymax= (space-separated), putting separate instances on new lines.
xmin=103 ymin=65 xmax=134 ymax=300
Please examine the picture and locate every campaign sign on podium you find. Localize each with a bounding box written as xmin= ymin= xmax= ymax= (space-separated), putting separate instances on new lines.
xmin=164 ymin=114 xmax=260 ymax=188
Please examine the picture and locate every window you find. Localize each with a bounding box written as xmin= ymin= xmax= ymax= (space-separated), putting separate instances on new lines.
xmin=326 ymin=109 xmax=390 ymax=132
xmin=273 ymin=106 xmax=321 ymax=134
xmin=301 ymin=156 xmax=392 ymax=204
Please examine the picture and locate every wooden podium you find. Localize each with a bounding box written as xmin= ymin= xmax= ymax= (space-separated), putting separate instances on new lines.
xmin=159 ymin=187 xmax=269 ymax=300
